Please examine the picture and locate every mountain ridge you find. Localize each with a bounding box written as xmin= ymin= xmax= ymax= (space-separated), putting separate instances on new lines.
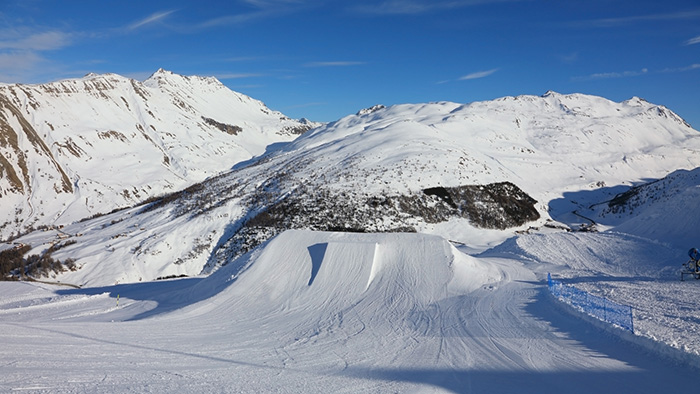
xmin=4 ymin=90 xmax=700 ymax=286
xmin=0 ymin=69 xmax=319 ymax=239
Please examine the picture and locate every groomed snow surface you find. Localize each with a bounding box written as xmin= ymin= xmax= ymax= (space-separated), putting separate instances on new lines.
xmin=2 ymin=229 xmax=699 ymax=393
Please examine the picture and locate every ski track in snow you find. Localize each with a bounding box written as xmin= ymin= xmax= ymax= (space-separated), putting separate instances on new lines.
xmin=1 ymin=230 xmax=698 ymax=393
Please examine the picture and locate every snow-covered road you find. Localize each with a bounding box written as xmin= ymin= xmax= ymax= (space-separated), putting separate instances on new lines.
xmin=1 ymin=231 xmax=698 ymax=393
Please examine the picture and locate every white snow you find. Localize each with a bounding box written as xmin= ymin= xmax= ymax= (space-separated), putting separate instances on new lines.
xmin=2 ymin=91 xmax=700 ymax=391
xmin=0 ymin=70 xmax=317 ymax=239
xmin=1 ymin=229 xmax=699 ymax=392
xmin=6 ymin=92 xmax=700 ymax=286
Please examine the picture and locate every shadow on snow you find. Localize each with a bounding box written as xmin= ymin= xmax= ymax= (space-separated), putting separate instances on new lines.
xmin=342 ymin=286 xmax=699 ymax=393
xmin=54 ymin=276 xmax=206 ymax=321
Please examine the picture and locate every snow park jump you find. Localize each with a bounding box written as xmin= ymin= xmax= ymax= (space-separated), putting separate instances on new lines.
xmin=3 ymin=230 xmax=700 ymax=392
xmin=185 ymin=230 xmax=501 ymax=320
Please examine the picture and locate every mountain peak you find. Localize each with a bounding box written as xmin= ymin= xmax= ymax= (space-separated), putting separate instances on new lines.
xmin=623 ymin=96 xmax=649 ymax=106
xmin=143 ymin=69 xmax=225 ymax=89
xmin=357 ymin=104 xmax=386 ymax=116
xmin=148 ymin=68 xmax=175 ymax=80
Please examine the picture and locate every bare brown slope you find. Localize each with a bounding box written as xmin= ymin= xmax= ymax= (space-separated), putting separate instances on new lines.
xmin=0 ymin=95 xmax=72 ymax=195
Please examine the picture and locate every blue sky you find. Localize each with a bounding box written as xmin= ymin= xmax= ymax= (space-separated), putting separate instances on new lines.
xmin=1 ymin=0 xmax=699 ymax=127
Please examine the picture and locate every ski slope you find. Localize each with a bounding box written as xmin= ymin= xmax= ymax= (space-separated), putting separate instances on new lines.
xmin=1 ymin=230 xmax=698 ymax=393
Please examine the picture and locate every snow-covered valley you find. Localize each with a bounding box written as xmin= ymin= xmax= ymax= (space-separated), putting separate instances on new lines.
xmin=2 ymin=86 xmax=700 ymax=392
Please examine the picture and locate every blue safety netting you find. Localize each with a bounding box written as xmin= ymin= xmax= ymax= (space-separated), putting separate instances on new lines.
xmin=547 ymin=273 xmax=633 ymax=333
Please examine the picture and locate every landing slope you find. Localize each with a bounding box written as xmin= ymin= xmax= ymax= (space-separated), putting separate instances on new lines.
xmin=1 ymin=230 xmax=697 ymax=392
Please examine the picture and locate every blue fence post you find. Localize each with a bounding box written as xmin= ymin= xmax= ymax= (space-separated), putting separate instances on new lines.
xmin=630 ymin=307 xmax=634 ymax=333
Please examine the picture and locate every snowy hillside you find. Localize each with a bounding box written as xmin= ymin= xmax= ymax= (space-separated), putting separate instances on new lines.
xmin=0 ymin=69 xmax=317 ymax=239
xmin=3 ymin=90 xmax=700 ymax=391
xmin=4 ymin=91 xmax=700 ymax=286
xmin=583 ymin=167 xmax=700 ymax=249
xmin=1 ymin=229 xmax=699 ymax=392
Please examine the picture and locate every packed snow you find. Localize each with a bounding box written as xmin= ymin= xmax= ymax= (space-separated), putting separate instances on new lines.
xmin=1 ymin=230 xmax=699 ymax=393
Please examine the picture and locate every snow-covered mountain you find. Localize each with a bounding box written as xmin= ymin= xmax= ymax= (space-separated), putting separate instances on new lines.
xmin=6 ymin=91 xmax=700 ymax=287
xmin=4 ymin=91 xmax=700 ymax=390
xmin=580 ymin=167 xmax=700 ymax=249
xmin=0 ymin=69 xmax=318 ymax=239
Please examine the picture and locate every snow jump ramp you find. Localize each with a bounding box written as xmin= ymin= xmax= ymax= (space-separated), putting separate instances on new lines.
xmin=190 ymin=230 xmax=501 ymax=320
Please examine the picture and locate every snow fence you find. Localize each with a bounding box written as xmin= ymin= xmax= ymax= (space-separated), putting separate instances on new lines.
xmin=547 ymin=273 xmax=634 ymax=333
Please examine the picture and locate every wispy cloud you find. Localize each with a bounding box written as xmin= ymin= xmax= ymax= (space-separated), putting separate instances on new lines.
xmin=0 ymin=50 xmax=76 ymax=84
xmin=0 ymin=8 xmax=181 ymax=83
xmin=685 ymin=35 xmax=700 ymax=45
xmin=199 ymin=0 xmax=315 ymax=28
xmin=304 ymin=61 xmax=366 ymax=67
xmin=459 ymin=68 xmax=499 ymax=80
xmin=127 ymin=10 xmax=177 ymax=30
xmin=198 ymin=14 xmax=265 ymax=28
xmin=118 ymin=71 xmax=153 ymax=81
xmin=0 ymin=29 xmax=72 ymax=50
xmin=660 ymin=64 xmax=700 ymax=73
xmin=558 ymin=52 xmax=579 ymax=64
xmin=573 ymin=63 xmax=700 ymax=82
xmin=573 ymin=68 xmax=648 ymax=81
xmin=351 ymin=0 xmax=516 ymax=15
xmin=573 ymin=9 xmax=700 ymax=28
xmin=0 ymin=9 xmax=181 ymax=84
xmin=0 ymin=28 xmax=74 ymax=83
xmin=0 ymin=51 xmax=43 ymax=75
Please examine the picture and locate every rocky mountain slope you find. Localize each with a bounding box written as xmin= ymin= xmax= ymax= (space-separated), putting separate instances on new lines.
xmin=0 ymin=69 xmax=317 ymax=239
xmin=4 ymin=91 xmax=700 ymax=286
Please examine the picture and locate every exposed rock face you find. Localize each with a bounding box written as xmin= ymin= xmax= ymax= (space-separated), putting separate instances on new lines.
xmin=0 ymin=95 xmax=72 ymax=196
xmin=206 ymin=181 xmax=539 ymax=265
